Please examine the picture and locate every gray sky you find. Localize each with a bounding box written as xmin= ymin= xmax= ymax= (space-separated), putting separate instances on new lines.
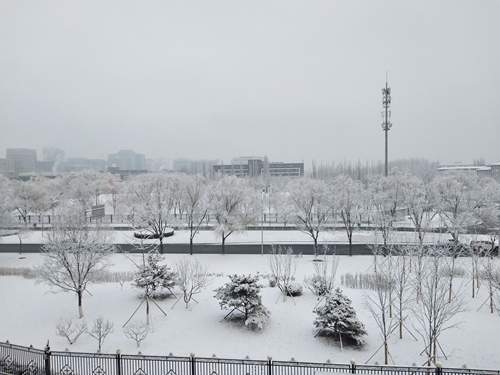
xmin=1 ymin=1 xmax=499 ymax=167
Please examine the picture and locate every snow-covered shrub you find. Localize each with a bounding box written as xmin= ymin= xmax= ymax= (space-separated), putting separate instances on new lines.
xmin=214 ymin=274 xmax=270 ymax=330
xmin=313 ymin=287 xmax=367 ymax=346
xmin=268 ymin=277 xmax=277 ymax=287
xmin=133 ymin=250 xmax=176 ymax=297
xmin=56 ymin=318 xmax=88 ymax=345
xmin=286 ymin=282 xmax=303 ymax=296
xmin=304 ymin=250 xmax=339 ymax=296
xmin=304 ymin=275 xmax=329 ymax=296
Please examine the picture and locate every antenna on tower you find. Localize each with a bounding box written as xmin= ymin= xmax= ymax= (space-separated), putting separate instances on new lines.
xmin=381 ymin=76 xmax=392 ymax=177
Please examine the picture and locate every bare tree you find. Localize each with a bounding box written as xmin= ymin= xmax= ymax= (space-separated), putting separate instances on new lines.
xmin=174 ymin=257 xmax=211 ymax=309
xmin=363 ymin=255 xmax=397 ymax=365
xmin=304 ymin=246 xmax=339 ymax=296
xmin=56 ymin=318 xmax=88 ymax=345
xmin=87 ymin=316 xmax=114 ymax=352
xmin=35 ymin=209 xmax=116 ymax=318
xmin=268 ymin=246 xmax=296 ymax=302
xmin=391 ymin=245 xmax=416 ymax=340
xmin=410 ymin=249 xmax=467 ymax=366
xmin=123 ymin=321 xmax=149 ymax=347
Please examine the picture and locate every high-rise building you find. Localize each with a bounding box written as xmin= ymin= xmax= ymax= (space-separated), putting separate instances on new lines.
xmin=108 ymin=150 xmax=146 ymax=171
xmin=6 ymin=148 xmax=37 ymax=174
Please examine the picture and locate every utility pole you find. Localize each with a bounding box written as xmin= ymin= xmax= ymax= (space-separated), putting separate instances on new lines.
xmin=381 ymin=78 xmax=392 ymax=177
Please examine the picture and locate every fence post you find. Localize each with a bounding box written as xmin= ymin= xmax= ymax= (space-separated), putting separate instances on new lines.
xmin=267 ymin=356 xmax=273 ymax=375
xmin=435 ymin=362 xmax=442 ymax=375
xmin=116 ymin=349 xmax=122 ymax=375
xmin=350 ymin=359 xmax=356 ymax=374
xmin=190 ymin=353 xmax=196 ymax=375
xmin=43 ymin=341 xmax=51 ymax=375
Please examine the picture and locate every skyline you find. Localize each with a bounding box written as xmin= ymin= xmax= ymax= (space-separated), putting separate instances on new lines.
xmin=1 ymin=1 xmax=499 ymax=166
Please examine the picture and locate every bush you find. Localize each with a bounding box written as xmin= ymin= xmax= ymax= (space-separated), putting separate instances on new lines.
xmin=286 ymin=282 xmax=303 ymax=296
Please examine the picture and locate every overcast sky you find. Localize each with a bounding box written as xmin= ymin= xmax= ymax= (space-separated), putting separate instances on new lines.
xmin=1 ymin=1 xmax=499 ymax=167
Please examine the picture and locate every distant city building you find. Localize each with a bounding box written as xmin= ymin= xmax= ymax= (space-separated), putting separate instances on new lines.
xmin=213 ymin=158 xmax=304 ymax=178
xmin=173 ymin=158 xmax=220 ymax=174
xmin=6 ymin=148 xmax=37 ymax=174
xmin=108 ymin=150 xmax=146 ymax=171
xmin=64 ymin=158 xmax=107 ymax=172
xmin=173 ymin=158 xmax=191 ymax=173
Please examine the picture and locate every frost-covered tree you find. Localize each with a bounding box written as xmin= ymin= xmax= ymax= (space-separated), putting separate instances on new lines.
xmin=410 ymin=250 xmax=467 ymax=366
xmin=35 ymin=209 xmax=116 ymax=318
xmin=313 ymin=287 xmax=366 ymax=346
xmin=367 ymin=172 xmax=404 ymax=248
xmin=332 ymin=175 xmax=365 ymax=256
xmin=400 ymin=173 xmax=435 ymax=245
xmin=268 ymin=245 xmax=296 ymax=302
xmin=182 ymin=174 xmax=209 ymax=255
xmin=209 ymin=176 xmax=259 ymax=255
xmin=174 ymin=257 xmax=211 ymax=309
xmin=133 ymin=249 xmax=176 ymax=298
xmin=214 ymin=274 xmax=270 ymax=330
xmin=363 ymin=256 xmax=397 ymax=364
xmin=0 ymin=176 xmax=14 ymax=233
xmin=304 ymin=246 xmax=339 ymax=296
xmin=124 ymin=173 xmax=176 ymax=254
xmin=87 ymin=316 xmax=113 ymax=352
xmin=287 ymin=178 xmax=331 ymax=256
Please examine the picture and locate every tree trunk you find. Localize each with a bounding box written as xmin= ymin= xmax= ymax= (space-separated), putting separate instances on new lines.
xmin=221 ymin=235 xmax=226 ymax=255
xmin=190 ymin=237 xmax=194 ymax=256
xmin=78 ymin=291 xmax=84 ymax=319
xmin=159 ymin=237 xmax=164 ymax=255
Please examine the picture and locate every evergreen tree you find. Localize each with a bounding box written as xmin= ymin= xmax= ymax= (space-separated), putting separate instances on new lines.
xmin=313 ymin=287 xmax=367 ymax=345
xmin=133 ymin=249 xmax=176 ymax=297
xmin=214 ymin=274 xmax=270 ymax=330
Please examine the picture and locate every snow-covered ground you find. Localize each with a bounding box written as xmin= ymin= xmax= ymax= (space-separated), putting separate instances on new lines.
xmin=0 ymin=230 xmax=499 ymax=371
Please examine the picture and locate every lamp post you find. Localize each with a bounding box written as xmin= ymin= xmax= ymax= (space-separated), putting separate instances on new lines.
xmin=261 ymin=189 xmax=264 ymax=255
xmin=51 ymin=192 xmax=63 ymax=235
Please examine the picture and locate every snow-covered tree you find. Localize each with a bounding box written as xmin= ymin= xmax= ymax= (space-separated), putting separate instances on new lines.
xmin=87 ymin=316 xmax=113 ymax=352
xmin=174 ymin=257 xmax=211 ymax=309
xmin=182 ymin=174 xmax=209 ymax=255
xmin=332 ymin=175 xmax=365 ymax=256
xmin=133 ymin=249 xmax=176 ymax=298
xmin=62 ymin=170 xmax=105 ymax=215
xmin=363 ymin=255 xmax=397 ymax=364
xmin=287 ymin=178 xmax=331 ymax=256
xmin=410 ymin=249 xmax=467 ymax=366
xmin=367 ymin=172 xmax=404 ymax=248
xmin=209 ymin=176 xmax=259 ymax=255
xmin=124 ymin=173 xmax=176 ymax=254
xmin=214 ymin=274 xmax=270 ymax=330
xmin=35 ymin=209 xmax=116 ymax=318
xmin=400 ymin=173 xmax=435 ymax=245
xmin=0 ymin=176 xmax=14 ymax=233
xmin=304 ymin=246 xmax=339 ymax=296
xmin=313 ymin=287 xmax=367 ymax=346
xmin=268 ymin=245 xmax=296 ymax=302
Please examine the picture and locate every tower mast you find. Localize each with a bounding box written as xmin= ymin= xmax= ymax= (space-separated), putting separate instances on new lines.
xmin=381 ymin=78 xmax=392 ymax=177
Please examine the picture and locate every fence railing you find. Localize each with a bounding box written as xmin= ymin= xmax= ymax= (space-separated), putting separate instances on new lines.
xmin=1 ymin=341 xmax=499 ymax=375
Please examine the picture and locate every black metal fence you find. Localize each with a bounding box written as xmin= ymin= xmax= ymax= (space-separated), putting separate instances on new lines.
xmin=1 ymin=341 xmax=499 ymax=375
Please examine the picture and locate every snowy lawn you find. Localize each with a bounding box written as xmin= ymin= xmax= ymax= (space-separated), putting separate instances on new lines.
xmin=1 ymin=248 xmax=499 ymax=371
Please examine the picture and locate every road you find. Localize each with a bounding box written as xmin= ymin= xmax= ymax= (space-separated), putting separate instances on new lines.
xmin=0 ymin=243 xmax=373 ymax=255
